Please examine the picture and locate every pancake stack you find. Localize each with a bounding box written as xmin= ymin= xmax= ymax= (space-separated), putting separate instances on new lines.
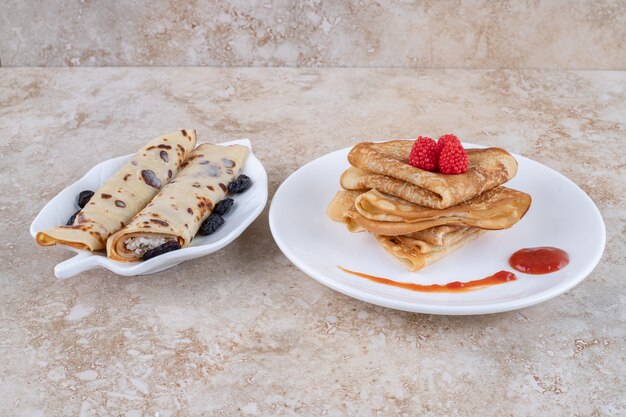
xmin=326 ymin=141 xmax=532 ymax=271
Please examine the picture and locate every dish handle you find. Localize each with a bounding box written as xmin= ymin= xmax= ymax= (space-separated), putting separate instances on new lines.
xmin=54 ymin=252 xmax=100 ymax=280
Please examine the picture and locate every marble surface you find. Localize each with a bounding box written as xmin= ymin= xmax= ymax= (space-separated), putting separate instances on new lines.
xmin=2 ymin=0 xmax=626 ymax=69
xmin=0 ymin=67 xmax=624 ymax=416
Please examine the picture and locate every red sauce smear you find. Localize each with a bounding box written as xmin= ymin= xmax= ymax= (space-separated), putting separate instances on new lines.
xmin=338 ymin=266 xmax=516 ymax=293
xmin=509 ymin=247 xmax=569 ymax=274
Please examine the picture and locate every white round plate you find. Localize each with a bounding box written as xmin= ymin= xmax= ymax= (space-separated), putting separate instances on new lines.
xmin=269 ymin=143 xmax=605 ymax=315
xmin=31 ymin=139 xmax=268 ymax=279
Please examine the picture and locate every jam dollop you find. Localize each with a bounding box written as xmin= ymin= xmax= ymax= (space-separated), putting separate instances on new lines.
xmin=509 ymin=247 xmax=569 ymax=274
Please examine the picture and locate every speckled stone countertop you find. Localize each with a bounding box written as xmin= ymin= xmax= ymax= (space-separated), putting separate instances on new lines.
xmin=0 ymin=68 xmax=624 ymax=416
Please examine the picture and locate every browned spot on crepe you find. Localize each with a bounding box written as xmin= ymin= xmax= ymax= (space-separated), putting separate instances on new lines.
xmin=141 ymin=170 xmax=161 ymax=189
xmin=150 ymin=219 xmax=169 ymax=227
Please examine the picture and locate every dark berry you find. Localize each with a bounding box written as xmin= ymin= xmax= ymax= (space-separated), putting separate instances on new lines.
xmin=213 ymin=198 xmax=234 ymax=216
xmin=66 ymin=210 xmax=80 ymax=225
xmin=198 ymin=214 xmax=225 ymax=236
xmin=227 ymin=174 xmax=252 ymax=193
xmin=143 ymin=240 xmax=181 ymax=261
xmin=77 ymin=190 xmax=94 ymax=208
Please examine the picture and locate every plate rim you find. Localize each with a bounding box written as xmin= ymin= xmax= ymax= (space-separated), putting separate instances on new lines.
xmin=269 ymin=142 xmax=606 ymax=315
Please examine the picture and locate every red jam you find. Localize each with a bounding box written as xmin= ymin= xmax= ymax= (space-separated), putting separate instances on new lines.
xmin=338 ymin=266 xmax=516 ymax=293
xmin=509 ymin=247 xmax=569 ymax=274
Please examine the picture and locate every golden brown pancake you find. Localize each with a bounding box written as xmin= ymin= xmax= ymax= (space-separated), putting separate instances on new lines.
xmin=375 ymin=229 xmax=484 ymax=271
xmin=398 ymin=226 xmax=475 ymax=251
xmin=404 ymin=225 xmax=471 ymax=246
xmin=343 ymin=142 xmax=518 ymax=209
xmin=326 ymin=190 xmax=365 ymax=232
xmin=326 ymin=190 xmax=490 ymax=271
xmin=347 ymin=187 xmax=531 ymax=235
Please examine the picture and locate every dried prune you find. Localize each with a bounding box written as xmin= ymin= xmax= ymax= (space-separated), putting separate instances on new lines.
xmin=227 ymin=174 xmax=252 ymax=193
xmin=66 ymin=210 xmax=80 ymax=225
xmin=198 ymin=214 xmax=225 ymax=235
xmin=143 ymin=241 xmax=181 ymax=261
xmin=77 ymin=190 xmax=94 ymax=208
xmin=213 ymin=198 xmax=234 ymax=216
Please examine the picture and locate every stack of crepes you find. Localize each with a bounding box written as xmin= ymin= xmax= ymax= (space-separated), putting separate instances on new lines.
xmin=326 ymin=141 xmax=532 ymax=271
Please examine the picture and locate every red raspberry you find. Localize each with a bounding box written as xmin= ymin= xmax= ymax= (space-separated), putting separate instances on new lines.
xmin=438 ymin=141 xmax=469 ymax=174
xmin=408 ymin=136 xmax=439 ymax=171
xmin=436 ymin=134 xmax=461 ymax=154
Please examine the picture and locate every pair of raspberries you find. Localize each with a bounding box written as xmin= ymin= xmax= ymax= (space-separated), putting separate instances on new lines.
xmin=408 ymin=134 xmax=469 ymax=174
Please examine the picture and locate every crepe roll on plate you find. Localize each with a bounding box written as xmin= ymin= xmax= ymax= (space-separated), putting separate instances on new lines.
xmin=326 ymin=190 xmax=477 ymax=245
xmin=404 ymin=225 xmax=473 ymax=247
xmin=107 ymin=143 xmax=250 ymax=262
xmin=326 ymin=191 xmax=485 ymax=271
xmin=348 ymin=187 xmax=531 ymax=235
xmin=36 ymin=130 xmax=197 ymax=251
xmin=326 ymin=190 xmax=365 ymax=232
xmin=343 ymin=142 xmax=518 ymax=209
xmin=394 ymin=226 xmax=477 ymax=253
xmin=376 ymin=229 xmax=484 ymax=271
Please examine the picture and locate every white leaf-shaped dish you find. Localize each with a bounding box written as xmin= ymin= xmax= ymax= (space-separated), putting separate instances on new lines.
xmin=30 ymin=139 xmax=268 ymax=279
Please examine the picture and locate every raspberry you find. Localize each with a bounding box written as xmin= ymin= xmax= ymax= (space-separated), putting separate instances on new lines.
xmin=436 ymin=134 xmax=461 ymax=154
xmin=408 ymin=136 xmax=439 ymax=171
xmin=438 ymin=141 xmax=469 ymax=174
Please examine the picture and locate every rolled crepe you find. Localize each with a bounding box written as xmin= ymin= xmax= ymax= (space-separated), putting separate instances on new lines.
xmin=326 ymin=191 xmax=475 ymax=246
xmin=397 ymin=227 xmax=477 ymax=252
xmin=106 ymin=143 xmax=250 ymax=262
xmin=404 ymin=225 xmax=472 ymax=246
xmin=326 ymin=190 xmax=483 ymax=271
xmin=348 ymin=187 xmax=531 ymax=235
xmin=375 ymin=230 xmax=484 ymax=271
xmin=326 ymin=190 xmax=365 ymax=232
xmin=36 ymin=130 xmax=197 ymax=251
xmin=342 ymin=143 xmax=518 ymax=209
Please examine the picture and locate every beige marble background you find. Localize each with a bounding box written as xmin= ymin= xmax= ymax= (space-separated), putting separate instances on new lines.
xmin=1 ymin=67 xmax=625 ymax=416
xmin=1 ymin=0 xmax=625 ymax=68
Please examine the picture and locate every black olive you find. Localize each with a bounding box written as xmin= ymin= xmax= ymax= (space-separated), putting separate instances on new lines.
xmin=198 ymin=214 xmax=225 ymax=236
xmin=77 ymin=190 xmax=94 ymax=208
xmin=213 ymin=198 xmax=234 ymax=216
xmin=143 ymin=241 xmax=181 ymax=261
xmin=66 ymin=210 xmax=80 ymax=225
xmin=227 ymin=174 xmax=252 ymax=193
